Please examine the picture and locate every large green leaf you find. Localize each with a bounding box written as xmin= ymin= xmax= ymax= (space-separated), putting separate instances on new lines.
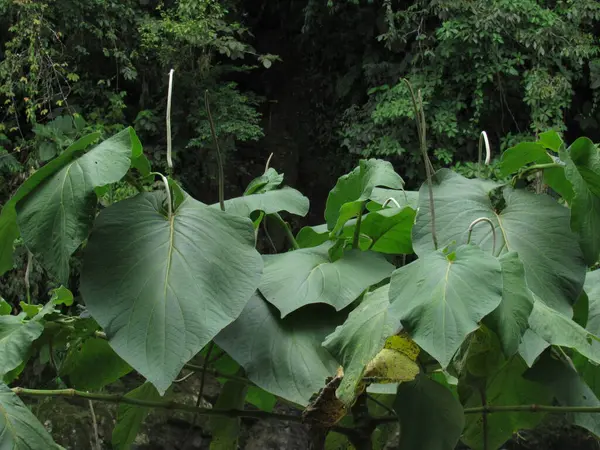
xmin=16 ymin=128 xmax=140 ymax=283
xmin=112 ymin=382 xmax=161 ymax=450
xmin=413 ymin=169 xmax=585 ymax=316
xmin=259 ymin=242 xmax=394 ymax=317
xmin=527 ymin=353 xmax=600 ymax=437
xmin=60 ymin=338 xmax=132 ymax=390
xmin=528 ymin=297 xmax=600 ymax=364
xmin=244 ymin=168 xmax=284 ymax=195
xmin=518 ymin=329 xmax=550 ymax=367
xmin=484 ymin=252 xmax=534 ymax=357
xmin=0 ymin=314 xmax=44 ymax=377
xmin=389 ymin=245 xmax=502 ymax=368
xmin=210 ymin=376 xmax=248 ymax=450
xmin=463 ymin=357 xmax=551 ymax=450
xmin=562 ymin=137 xmax=600 ymax=265
xmin=0 ymin=383 xmax=63 ymax=449
xmin=585 ymin=269 xmax=600 ymax=335
xmin=80 ymin=191 xmax=263 ymax=394
xmin=0 ymin=132 xmax=100 ymax=276
xmin=296 ymin=224 xmax=330 ymax=249
xmin=325 ymin=159 xmax=404 ymax=229
xmin=215 ymin=293 xmax=341 ymax=406
xmin=340 ymin=207 xmax=416 ymax=254
xmin=323 ymin=285 xmax=396 ymax=405
xmin=393 ymin=374 xmax=464 ymax=450
xmin=215 ymin=187 xmax=309 ymax=218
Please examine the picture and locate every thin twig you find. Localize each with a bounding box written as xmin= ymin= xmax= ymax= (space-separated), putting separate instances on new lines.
xmin=205 ymin=91 xmax=225 ymax=211
xmin=88 ymin=400 xmax=101 ymax=450
xmin=183 ymin=342 xmax=215 ymax=444
xmin=366 ymin=394 xmax=398 ymax=419
xmin=353 ymin=203 xmax=367 ymax=249
xmin=480 ymin=388 xmax=489 ymax=450
xmin=264 ymin=153 xmax=274 ymax=173
xmin=403 ymin=79 xmax=437 ymax=250
xmin=166 ymin=69 xmax=175 ymax=173
xmin=24 ymin=251 xmax=33 ymax=304
xmin=271 ymin=213 xmax=300 ymax=250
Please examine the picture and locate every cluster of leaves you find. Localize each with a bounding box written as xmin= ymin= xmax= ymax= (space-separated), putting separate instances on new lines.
xmin=0 ymin=0 xmax=267 ymax=198
xmin=3 ymin=121 xmax=600 ymax=449
xmin=308 ymin=0 xmax=600 ymax=180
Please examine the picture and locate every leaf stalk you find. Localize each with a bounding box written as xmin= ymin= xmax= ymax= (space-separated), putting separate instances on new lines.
xmin=205 ymin=90 xmax=225 ymax=211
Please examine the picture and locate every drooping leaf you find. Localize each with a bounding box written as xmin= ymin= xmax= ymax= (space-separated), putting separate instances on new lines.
xmin=341 ymin=207 xmax=416 ymax=254
xmin=484 ymin=252 xmax=534 ymax=357
xmin=16 ymin=128 xmax=141 ymax=283
xmin=80 ymin=191 xmax=263 ymax=394
xmin=585 ymin=269 xmax=600 ymax=336
xmin=393 ymin=374 xmax=464 ymax=450
xmin=562 ymin=137 xmax=600 ymax=265
xmin=0 ymin=132 xmax=100 ymax=276
xmin=528 ymin=297 xmax=600 ymax=364
xmin=0 ymin=314 xmax=44 ymax=377
xmin=259 ymin=242 xmax=394 ymax=317
xmin=112 ymin=382 xmax=161 ymax=450
xmin=412 ymin=169 xmax=585 ymax=317
xmin=462 ymin=357 xmax=552 ymax=450
xmin=210 ymin=376 xmax=248 ymax=450
xmin=323 ymin=285 xmax=396 ymax=405
xmin=60 ymin=338 xmax=132 ymax=390
xmin=244 ymin=168 xmax=284 ymax=195
xmin=0 ymin=383 xmax=63 ymax=449
xmin=538 ymin=130 xmax=564 ymax=152
xmin=296 ymin=224 xmax=330 ymax=249
xmin=215 ymin=293 xmax=341 ymax=406
xmin=325 ymin=159 xmax=404 ymax=229
xmin=518 ymin=329 xmax=550 ymax=367
xmin=214 ymin=187 xmax=309 ymax=218
xmin=526 ymin=352 xmax=600 ymax=437
xmin=388 ymin=244 xmax=503 ymax=368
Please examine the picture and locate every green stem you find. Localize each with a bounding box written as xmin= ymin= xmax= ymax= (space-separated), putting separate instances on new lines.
xmin=519 ymin=162 xmax=562 ymax=178
xmin=464 ymin=404 xmax=600 ymax=414
xmin=271 ymin=213 xmax=299 ymax=250
xmin=353 ymin=202 xmax=367 ymax=249
xmin=12 ymin=387 xmax=355 ymax=437
xmin=205 ymin=90 xmax=225 ymax=211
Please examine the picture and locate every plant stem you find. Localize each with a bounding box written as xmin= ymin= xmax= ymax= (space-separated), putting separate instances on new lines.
xmin=466 ymin=217 xmax=496 ymax=255
xmin=353 ymin=202 xmax=367 ymax=249
xmin=166 ymin=69 xmax=174 ymax=174
xmin=403 ymin=79 xmax=437 ymax=250
xmin=464 ymin=404 xmax=600 ymax=414
xmin=480 ymin=388 xmax=488 ymax=450
xmin=12 ymin=387 xmax=355 ymax=437
xmin=153 ymin=172 xmax=173 ymax=219
xmin=518 ymin=163 xmax=562 ymax=178
xmin=271 ymin=213 xmax=300 ymax=250
xmin=205 ymin=90 xmax=225 ymax=211
xmin=24 ymin=251 xmax=32 ymax=304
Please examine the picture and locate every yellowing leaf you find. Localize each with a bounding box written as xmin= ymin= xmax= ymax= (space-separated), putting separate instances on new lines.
xmin=364 ymin=349 xmax=419 ymax=384
xmin=384 ymin=333 xmax=420 ymax=361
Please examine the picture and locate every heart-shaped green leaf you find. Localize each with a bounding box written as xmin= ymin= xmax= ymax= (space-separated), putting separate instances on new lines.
xmin=413 ymin=169 xmax=585 ymax=316
xmin=16 ymin=128 xmax=140 ymax=283
xmin=325 ymin=159 xmax=404 ymax=229
xmin=215 ymin=293 xmax=341 ymax=406
xmin=323 ymin=284 xmax=396 ymax=405
xmin=393 ymin=375 xmax=464 ymax=450
xmin=0 ymin=132 xmax=100 ymax=276
xmin=484 ymin=252 xmax=534 ymax=357
xmin=259 ymin=242 xmax=394 ymax=317
xmin=499 ymin=142 xmax=550 ymax=177
xmin=0 ymin=383 xmax=63 ymax=449
xmin=388 ymin=244 xmax=503 ymax=368
xmin=518 ymin=329 xmax=550 ymax=367
xmin=81 ymin=191 xmax=263 ymax=394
